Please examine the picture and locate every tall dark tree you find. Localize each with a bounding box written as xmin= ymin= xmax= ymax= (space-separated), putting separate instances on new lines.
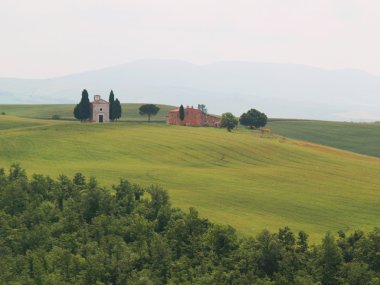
xmin=108 ymin=90 xmax=122 ymax=121
xmin=239 ymin=108 xmax=268 ymax=129
xmin=139 ymin=104 xmax=160 ymax=122
xmin=114 ymin=99 xmax=122 ymax=120
xmin=109 ymin=90 xmax=116 ymax=121
xmin=73 ymin=105 xmax=81 ymax=121
xmin=179 ymin=105 xmax=185 ymax=121
xmin=73 ymin=89 xmax=91 ymax=122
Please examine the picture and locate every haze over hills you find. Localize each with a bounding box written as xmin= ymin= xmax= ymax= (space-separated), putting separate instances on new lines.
xmin=1 ymin=59 xmax=380 ymax=121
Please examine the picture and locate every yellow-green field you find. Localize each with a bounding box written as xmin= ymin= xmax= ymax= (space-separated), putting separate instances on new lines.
xmin=268 ymin=119 xmax=380 ymax=158
xmin=1 ymin=115 xmax=380 ymax=241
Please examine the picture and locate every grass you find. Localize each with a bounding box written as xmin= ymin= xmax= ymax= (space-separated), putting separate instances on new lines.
xmin=267 ymin=119 xmax=380 ymax=158
xmin=2 ymin=106 xmax=379 ymax=158
xmin=1 ymin=115 xmax=380 ymax=241
xmin=0 ymin=103 xmax=175 ymax=122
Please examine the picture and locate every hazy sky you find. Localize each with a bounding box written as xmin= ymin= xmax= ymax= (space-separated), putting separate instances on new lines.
xmin=1 ymin=0 xmax=380 ymax=78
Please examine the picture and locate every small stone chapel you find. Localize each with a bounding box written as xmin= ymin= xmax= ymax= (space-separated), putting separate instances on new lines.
xmin=90 ymin=95 xmax=109 ymax=123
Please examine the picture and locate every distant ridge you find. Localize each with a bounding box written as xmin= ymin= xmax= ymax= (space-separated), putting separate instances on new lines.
xmin=1 ymin=59 xmax=380 ymax=121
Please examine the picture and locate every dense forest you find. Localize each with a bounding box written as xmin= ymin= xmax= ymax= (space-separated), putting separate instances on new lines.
xmin=0 ymin=165 xmax=379 ymax=285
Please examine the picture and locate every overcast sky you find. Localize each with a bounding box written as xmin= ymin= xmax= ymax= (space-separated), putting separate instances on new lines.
xmin=1 ymin=0 xmax=380 ymax=78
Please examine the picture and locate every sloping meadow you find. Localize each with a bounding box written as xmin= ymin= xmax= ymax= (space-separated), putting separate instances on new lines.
xmin=1 ymin=115 xmax=380 ymax=240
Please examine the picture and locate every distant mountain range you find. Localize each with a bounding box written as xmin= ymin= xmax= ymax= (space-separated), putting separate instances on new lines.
xmin=1 ymin=59 xmax=379 ymax=121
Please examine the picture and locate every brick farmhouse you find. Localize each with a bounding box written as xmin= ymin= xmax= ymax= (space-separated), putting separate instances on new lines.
xmin=166 ymin=106 xmax=221 ymax=127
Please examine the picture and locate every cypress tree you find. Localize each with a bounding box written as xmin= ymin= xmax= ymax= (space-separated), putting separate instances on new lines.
xmin=109 ymin=90 xmax=115 ymax=121
xmin=81 ymin=89 xmax=91 ymax=121
xmin=73 ymin=89 xmax=91 ymax=122
xmin=114 ymin=99 xmax=122 ymax=120
xmin=73 ymin=104 xmax=81 ymax=121
xmin=179 ymin=105 xmax=185 ymax=121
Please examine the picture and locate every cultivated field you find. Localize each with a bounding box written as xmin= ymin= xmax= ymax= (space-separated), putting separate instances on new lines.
xmin=1 ymin=115 xmax=380 ymax=241
xmin=268 ymin=119 xmax=380 ymax=158
xmin=0 ymin=103 xmax=174 ymax=121
xmin=3 ymin=104 xmax=380 ymax=158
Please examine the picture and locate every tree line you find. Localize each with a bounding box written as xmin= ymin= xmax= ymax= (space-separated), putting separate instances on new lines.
xmin=0 ymin=165 xmax=379 ymax=284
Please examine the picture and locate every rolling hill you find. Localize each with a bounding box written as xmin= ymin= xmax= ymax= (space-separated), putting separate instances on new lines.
xmin=1 ymin=59 xmax=380 ymax=121
xmin=1 ymin=115 xmax=380 ymax=241
xmin=268 ymin=120 xmax=380 ymax=158
xmin=2 ymin=104 xmax=379 ymax=159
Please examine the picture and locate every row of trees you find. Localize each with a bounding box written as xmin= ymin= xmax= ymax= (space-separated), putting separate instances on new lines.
xmin=0 ymin=165 xmax=379 ymax=284
xmin=73 ymin=89 xmax=122 ymax=122
xmin=221 ymin=108 xmax=268 ymax=132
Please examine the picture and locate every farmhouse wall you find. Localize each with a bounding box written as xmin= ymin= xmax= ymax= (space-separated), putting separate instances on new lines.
xmin=166 ymin=106 xmax=220 ymax=127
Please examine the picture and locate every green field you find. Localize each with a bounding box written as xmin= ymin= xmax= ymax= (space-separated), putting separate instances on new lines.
xmin=0 ymin=103 xmax=175 ymax=121
xmin=3 ymin=104 xmax=380 ymax=159
xmin=268 ymin=119 xmax=380 ymax=158
xmin=1 ymin=115 xmax=380 ymax=241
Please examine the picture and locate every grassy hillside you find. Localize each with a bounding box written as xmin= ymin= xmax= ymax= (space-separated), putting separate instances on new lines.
xmin=1 ymin=115 xmax=380 ymax=240
xmin=268 ymin=119 xmax=380 ymax=158
xmin=0 ymin=103 xmax=175 ymax=121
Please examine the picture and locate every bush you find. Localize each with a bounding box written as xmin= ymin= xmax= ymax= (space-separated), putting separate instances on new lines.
xmin=51 ymin=114 xmax=61 ymax=120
